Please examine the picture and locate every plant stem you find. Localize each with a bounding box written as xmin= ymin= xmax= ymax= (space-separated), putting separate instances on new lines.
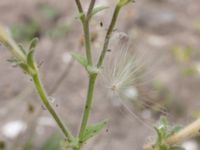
xmin=75 ymin=0 xmax=96 ymax=66
xmin=166 ymin=118 xmax=200 ymax=145
xmin=82 ymin=19 xmax=93 ymax=65
xmin=97 ymin=4 xmax=121 ymax=68
xmin=78 ymin=75 xmax=97 ymax=141
xmin=75 ymin=0 xmax=85 ymax=23
xmin=32 ymin=71 xmax=74 ymax=142
xmin=144 ymin=118 xmax=200 ymax=149
xmin=74 ymin=1 xmax=125 ymax=150
xmin=87 ymin=0 xmax=96 ymax=19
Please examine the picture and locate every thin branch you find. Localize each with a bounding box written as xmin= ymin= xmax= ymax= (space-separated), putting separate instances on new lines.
xmin=75 ymin=0 xmax=84 ymax=14
xmin=32 ymin=71 xmax=74 ymax=142
xmin=87 ymin=0 xmax=96 ymax=18
xmin=74 ymin=0 xmax=97 ymax=65
xmin=97 ymin=4 xmax=121 ymax=68
xmin=75 ymin=0 xmax=85 ymax=22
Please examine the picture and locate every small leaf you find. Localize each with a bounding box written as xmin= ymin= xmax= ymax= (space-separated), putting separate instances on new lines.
xmin=18 ymin=44 xmax=27 ymax=55
xmin=27 ymin=49 xmax=35 ymax=69
xmin=19 ymin=63 xmax=29 ymax=73
xmin=7 ymin=58 xmax=19 ymax=63
xmin=154 ymin=127 xmax=162 ymax=145
xmin=91 ymin=6 xmax=109 ymax=17
xmin=71 ymin=52 xmax=88 ymax=67
xmin=29 ymin=38 xmax=39 ymax=50
xmin=81 ymin=120 xmax=107 ymax=143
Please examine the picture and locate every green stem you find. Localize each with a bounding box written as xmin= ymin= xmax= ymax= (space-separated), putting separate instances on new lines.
xmin=97 ymin=4 xmax=121 ymax=68
xmin=32 ymin=72 xmax=74 ymax=142
xmin=75 ymin=0 xmax=95 ymax=65
xmin=75 ymin=0 xmax=85 ymax=22
xmin=78 ymin=75 xmax=97 ymax=142
xmin=87 ymin=0 xmax=96 ymax=19
xmin=83 ymin=19 xmax=93 ymax=65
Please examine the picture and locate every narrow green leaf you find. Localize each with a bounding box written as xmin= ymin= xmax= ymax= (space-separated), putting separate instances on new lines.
xmin=7 ymin=58 xmax=19 ymax=64
xmin=19 ymin=63 xmax=29 ymax=73
xmin=18 ymin=44 xmax=27 ymax=55
xmin=91 ymin=6 xmax=109 ymax=17
xmin=154 ymin=127 xmax=162 ymax=145
xmin=81 ymin=120 xmax=107 ymax=143
xmin=27 ymin=49 xmax=35 ymax=69
xmin=71 ymin=52 xmax=88 ymax=67
xmin=29 ymin=38 xmax=39 ymax=50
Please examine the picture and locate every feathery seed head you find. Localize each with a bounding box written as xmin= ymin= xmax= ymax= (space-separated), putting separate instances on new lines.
xmin=102 ymin=32 xmax=144 ymax=100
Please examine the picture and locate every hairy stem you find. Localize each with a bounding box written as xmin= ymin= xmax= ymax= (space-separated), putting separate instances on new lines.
xmin=32 ymin=71 xmax=74 ymax=142
xmin=97 ymin=4 xmax=121 ymax=68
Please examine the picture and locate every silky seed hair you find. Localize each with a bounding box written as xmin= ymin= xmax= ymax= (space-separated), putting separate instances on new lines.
xmin=102 ymin=32 xmax=152 ymax=99
xmin=101 ymin=31 xmax=169 ymax=129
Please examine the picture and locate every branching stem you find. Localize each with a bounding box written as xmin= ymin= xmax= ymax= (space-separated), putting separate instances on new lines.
xmin=74 ymin=1 xmax=127 ymax=150
xmin=75 ymin=0 xmax=95 ymax=65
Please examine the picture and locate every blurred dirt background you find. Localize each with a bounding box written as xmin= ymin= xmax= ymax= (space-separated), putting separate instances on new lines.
xmin=0 ymin=0 xmax=200 ymax=150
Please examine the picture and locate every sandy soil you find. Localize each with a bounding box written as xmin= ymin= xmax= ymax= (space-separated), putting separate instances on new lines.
xmin=0 ymin=0 xmax=200 ymax=150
